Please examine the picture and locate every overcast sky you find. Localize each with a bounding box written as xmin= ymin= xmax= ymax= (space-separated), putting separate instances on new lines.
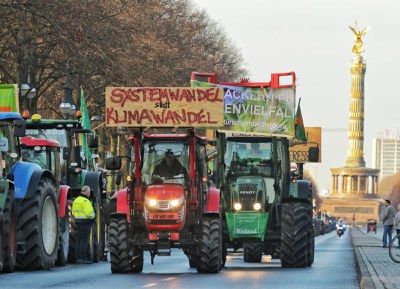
xmin=193 ymin=0 xmax=400 ymax=193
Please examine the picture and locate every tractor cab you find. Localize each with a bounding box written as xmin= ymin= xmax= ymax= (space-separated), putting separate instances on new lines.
xmin=20 ymin=137 xmax=61 ymax=184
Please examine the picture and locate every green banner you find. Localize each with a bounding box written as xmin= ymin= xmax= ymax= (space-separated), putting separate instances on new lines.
xmin=0 ymin=84 xmax=19 ymax=112
xmin=226 ymin=212 xmax=268 ymax=240
xmin=191 ymin=80 xmax=295 ymax=137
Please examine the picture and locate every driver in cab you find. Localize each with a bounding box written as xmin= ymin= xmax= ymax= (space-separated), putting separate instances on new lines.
xmin=152 ymin=149 xmax=188 ymax=180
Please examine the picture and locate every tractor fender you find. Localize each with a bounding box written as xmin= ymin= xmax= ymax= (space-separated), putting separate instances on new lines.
xmin=58 ymin=185 xmax=70 ymax=218
xmin=83 ymin=171 xmax=103 ymax=201
xmin=114 ymin=188 xmax=130 ymax=217
xmin=13 ymin=162 xmax=56 ymax=199
xmin=203 ymin=186 xmax=220 ymax=214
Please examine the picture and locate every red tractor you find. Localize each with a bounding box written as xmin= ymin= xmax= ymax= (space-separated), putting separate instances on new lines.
xmin=106 ymin=128 xmax=222 ymax=273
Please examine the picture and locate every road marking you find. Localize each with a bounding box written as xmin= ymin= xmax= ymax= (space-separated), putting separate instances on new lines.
xmin=142 ymin=283 xmax=158 ymax=288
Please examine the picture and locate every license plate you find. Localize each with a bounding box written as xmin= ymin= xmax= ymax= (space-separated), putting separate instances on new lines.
xmin=148 ymin=213 xmax=179 ymax=220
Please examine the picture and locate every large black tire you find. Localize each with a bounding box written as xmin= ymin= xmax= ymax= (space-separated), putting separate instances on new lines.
xmin=109 ymin=218 xmax=143 ymax=273
xmin=0 ymin=213 xmax=4 ymax=272
xmin=307 ymin=206 xmax=314 ymax=267
xmin=243 ymin=241 xmax=263 ymax=263
xmin=56 ymin=202 xmax=70 ymax=266
xmin=280 ymin=202 xmax=308 ymax=268
xmin=67 ymin=212 xmax=77 ymax=263
xmin=196 ymin=217 xmax=221 ymax=273
xmin=3 ymin=189 xmax=17 ymax=273
xmin=92 ymin=193 xmax=104 ymax=263
xmin=16 ymin=178 xmax=59 ymax=270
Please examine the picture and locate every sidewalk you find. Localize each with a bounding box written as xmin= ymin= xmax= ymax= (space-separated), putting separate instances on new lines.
xmin=351 ymin=227 xmax=400 ymax=289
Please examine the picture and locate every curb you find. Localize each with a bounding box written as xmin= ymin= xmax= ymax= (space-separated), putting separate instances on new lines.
xmin=351 ymin=228 xmax=376 ymax=289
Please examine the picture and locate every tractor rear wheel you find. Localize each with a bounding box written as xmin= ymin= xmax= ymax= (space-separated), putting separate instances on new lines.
xmin=0 ymin=213 xmax=4 ymax=272
xmin=16 ymin=178 xmax=59 ymax=270
xmin=3 ymin=189 xmax=17 ymax=273
xmin=109 ymin=217 xmax=143 ymax=273
xmin=196 ymin=217 xmax=221 ymax=273
xmin=307 ymin=205 xmax=314 ymax=267
xmin=280 ymin=202 xmax=308 ymax=268
xmin=243 ymin=241 xmax=263 ymax=263
xmin=56 ymin=202 xmax=70 ymax=266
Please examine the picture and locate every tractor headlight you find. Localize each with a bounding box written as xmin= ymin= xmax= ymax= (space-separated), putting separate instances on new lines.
xmin=234 ymin=203 xmax=242 ymax=211
xmin=170 ymin=195 xmax=184 ymax=208
xmin=253 ymin=202 xmax=262 ymax=211
xmin=145 ymin=197 xmax=157 ymax=208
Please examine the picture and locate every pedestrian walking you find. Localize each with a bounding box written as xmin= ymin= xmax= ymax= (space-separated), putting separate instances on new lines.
xmin=394 ymin=203 xmax=400 ymax=248
xmin=72 ymin=185 xmax=95 ymax=264
xmin=382 ymin=199 xmax=395 ymax=248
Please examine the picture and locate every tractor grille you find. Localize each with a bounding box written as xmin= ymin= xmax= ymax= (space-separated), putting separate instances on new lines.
xmin=158 ymin=200 xmax=170 ymax=210
xmin=238 ymin=183 xmax=257 ymax=211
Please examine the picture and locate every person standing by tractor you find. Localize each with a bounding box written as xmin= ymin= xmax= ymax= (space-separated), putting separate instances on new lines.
xmin=382 ymin=199 xmax=395 ymax=248
xmin=72 ymin=186 xmax=95 ymax=263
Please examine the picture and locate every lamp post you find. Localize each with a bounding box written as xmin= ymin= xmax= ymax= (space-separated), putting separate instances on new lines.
xmin=59 ymin=80 xmax=74 ymax=117
xmin=20 ymin=70 xmax=37 ymax=114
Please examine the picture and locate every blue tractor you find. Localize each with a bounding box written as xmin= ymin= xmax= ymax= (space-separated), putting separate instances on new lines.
xmin=0 ymin=112 xmax=59 ymax=272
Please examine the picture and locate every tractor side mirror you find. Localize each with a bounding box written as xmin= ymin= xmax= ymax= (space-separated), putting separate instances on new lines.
xmin=115 ymin=172 xmax=122 ymax=186
xmin=63 ymin=147 xmax=71 ymax=160
xmin=88 ymin=134 xmax=99 ymax=148
xmin=308 ymin=147 xmax=319 ymax=162
xmin=13 ymin=119 xmax=26 ymax=137
xmin=105 ymin=156 xmax=122 ymax=170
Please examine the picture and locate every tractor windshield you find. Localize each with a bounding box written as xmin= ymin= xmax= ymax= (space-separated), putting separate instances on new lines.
xmin=22 ymin=148 xmax=47 ymax=168
xmin=225 ymin=141 xmax=273 ymax=178
xmin=224 ymin=140 xmax=277 ymax=212
xmin=141 ymin=141 xmax=189 ymax=186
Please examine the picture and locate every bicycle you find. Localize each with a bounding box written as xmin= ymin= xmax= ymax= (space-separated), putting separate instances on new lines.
xmin=389 ymin=232 xmax=400 ymax=263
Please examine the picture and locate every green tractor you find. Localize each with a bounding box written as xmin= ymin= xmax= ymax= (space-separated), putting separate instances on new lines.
xmin=192 ymin=72 xmax=318 ymax=268
xmin=25 ymin=114 xmax=106 ymax=263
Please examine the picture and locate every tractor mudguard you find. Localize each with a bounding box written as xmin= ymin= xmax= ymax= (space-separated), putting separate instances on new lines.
xmin=13 ymin=162 xmax=56 ymax=199
xmin=115 ymin=188 xmax=129 ymax=218
xmin=58 ymin=185 xmax=70 ymax=218
xmin=203 ymin=186 xmax=220 ymax=215
xmin=83 ymin=171 xmax=103 ymax=200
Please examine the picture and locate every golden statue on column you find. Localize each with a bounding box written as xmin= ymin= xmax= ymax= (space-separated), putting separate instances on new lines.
xmin=322 ymin=22 xmax=382 ymax=225
xmin=349 ymin=21 xmax=371 ymax=55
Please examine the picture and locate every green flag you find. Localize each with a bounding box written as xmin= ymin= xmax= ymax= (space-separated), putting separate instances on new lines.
xmin=80 ymin=87 xmax=93 ymax=167
xmin=0 ymin=84 xmax=19 ymax=112
xmin=295 ymin=98 xmax=307 ymax=141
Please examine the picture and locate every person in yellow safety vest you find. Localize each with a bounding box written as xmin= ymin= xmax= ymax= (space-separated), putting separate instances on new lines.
xmin=72 ymin=185 xmax=95 ymax=264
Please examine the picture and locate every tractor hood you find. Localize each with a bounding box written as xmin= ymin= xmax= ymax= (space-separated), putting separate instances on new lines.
xmin=146 ymin=184 xmax=185 ymax=200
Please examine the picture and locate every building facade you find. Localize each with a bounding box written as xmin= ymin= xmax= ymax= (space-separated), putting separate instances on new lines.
xmin=373 ymin=132 xmax=400 ymax=179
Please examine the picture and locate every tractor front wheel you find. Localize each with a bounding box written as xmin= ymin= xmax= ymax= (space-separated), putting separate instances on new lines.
xmin=243 ymin=241 xmax=263 ymax=263
xmin=196 ymin=217 xmax=221 ymax=273
xmin=109 ymin=217 xmax=143 ymax=273
xmin=56 ymin=202 xmax=70 ymax=266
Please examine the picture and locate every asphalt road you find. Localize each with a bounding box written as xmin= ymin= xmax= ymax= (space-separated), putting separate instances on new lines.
xmin=1 ymin=230 xmax=359 ymax=289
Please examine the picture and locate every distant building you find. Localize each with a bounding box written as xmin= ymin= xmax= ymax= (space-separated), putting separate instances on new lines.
xmin=373 ymin=130 xmax=400 ymax=180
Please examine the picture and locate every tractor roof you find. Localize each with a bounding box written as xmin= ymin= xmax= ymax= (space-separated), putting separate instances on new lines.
xmin=21 ymin=136 xmax=60 ymax=148
xmin=26 ymin=118 xmax=81 ymax=130
xmin=0 ymin=112 xmax=23 ymax=121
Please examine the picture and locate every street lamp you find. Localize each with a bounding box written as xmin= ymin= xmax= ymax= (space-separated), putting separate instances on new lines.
xmin=20 ymin=80 xmax=37 ymax=115
xmin=59 ymin=81 xmax=73 ymax=116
